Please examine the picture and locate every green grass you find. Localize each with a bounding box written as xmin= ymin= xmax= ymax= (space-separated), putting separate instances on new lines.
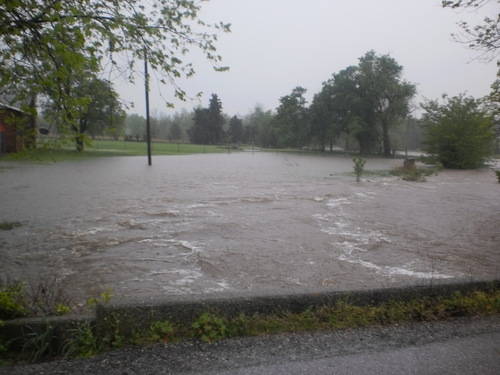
xmin=88 ymin=140 xmax=225 ymax=156
xmin=0 ymin=140 xmax=227 ymax=162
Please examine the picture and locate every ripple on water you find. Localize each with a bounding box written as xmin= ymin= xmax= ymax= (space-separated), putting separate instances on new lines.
xmin=316 ymin=191 xmax=455 ymax=280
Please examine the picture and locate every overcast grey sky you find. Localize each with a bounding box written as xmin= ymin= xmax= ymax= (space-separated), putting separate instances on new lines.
xmin=116 ymin=0 xmax=498 ymax=117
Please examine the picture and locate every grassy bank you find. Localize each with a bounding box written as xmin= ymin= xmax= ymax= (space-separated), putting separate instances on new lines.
xmin=0 ymin=140 xmax=226 ymax=162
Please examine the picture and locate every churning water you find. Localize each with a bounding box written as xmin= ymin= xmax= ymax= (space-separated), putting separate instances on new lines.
xmin=1 ymin=152 xmax=499 ymax=302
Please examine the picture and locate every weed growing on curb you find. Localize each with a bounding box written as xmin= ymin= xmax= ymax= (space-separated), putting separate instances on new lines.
xmin=192 ymin=313 xmax=228 ymax=343
xmin=86 ymin=290 xmax=113 ymax=308
xmin=63 ymin=321 xmax=100 ymax=359
xmin=149 ymin=321 xmax=175 ymax=343
xmin=22 ymin=324 xmax=56 ymax=363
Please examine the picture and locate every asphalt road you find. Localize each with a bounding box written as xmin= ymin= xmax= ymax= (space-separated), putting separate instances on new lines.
xmin=2 ymin=316 xmax=499 ymax=375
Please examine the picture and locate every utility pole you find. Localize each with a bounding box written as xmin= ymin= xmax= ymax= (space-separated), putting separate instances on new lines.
xmin=144 ymin=48 xmax=152 ymax=166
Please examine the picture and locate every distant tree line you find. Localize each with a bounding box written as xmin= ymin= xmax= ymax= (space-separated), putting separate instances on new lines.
xmin=64 ymin=49 xmax=494 ymax=166
xmin=160 ymin=50 xmax=420 ymax=155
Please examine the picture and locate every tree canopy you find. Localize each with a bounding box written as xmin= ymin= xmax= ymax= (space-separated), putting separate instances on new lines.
xmin=309 ymin=51 xmax=415 ymax=154
xmin=0 ymin=0 xmax=230 ymax=147
xmin=422 ymin=94 xmax=495 ymax=168
xmin=442 ymin=0 xmax=499 ymax=60
xmin=274 ymin=87 xmax=310 ymax=148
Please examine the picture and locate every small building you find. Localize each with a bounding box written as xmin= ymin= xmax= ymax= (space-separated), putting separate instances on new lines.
xmin=0 ymin=103 xmax=35 ymax=153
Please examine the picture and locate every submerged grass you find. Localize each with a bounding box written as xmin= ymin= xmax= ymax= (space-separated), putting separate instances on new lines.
xmin=0 ymin=222 xmax=21 ymax=231
xmin=2 ymin=288 xmax=498 ymax=364
xmin=390 ymin=165 xmax=441 ymax=182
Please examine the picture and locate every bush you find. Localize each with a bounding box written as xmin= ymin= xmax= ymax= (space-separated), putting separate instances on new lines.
xmin=352 ymin=156 xmax=366 ymax=182
xmin=422 ymin=94 xmax=495 ymax=169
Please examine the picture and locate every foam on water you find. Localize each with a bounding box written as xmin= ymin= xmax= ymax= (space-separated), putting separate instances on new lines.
xmin=326 ymin=197 xmax=351 ymax=208
xmin=317 ymin=191 xmax=454 ymax=280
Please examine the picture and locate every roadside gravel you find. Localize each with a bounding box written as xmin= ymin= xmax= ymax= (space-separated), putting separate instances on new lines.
xmin=2 ymin=315 xmax=499 ymax=375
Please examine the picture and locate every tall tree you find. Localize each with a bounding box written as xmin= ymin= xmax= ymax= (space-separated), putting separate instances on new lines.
xmin=357 ymin=51 xmax=416 ymax=156
xmin=189 ymin=107 xmax=210 ymax=144
xmin=274 ymin=87 xmax=309 ymax=148
xmin=243 ymin=105 xmax=275 ymax=147
xmin=312 ymin=52 xmax=415 ymax=154
xmin=0 ymin=0 xmax=230 ymax=142
xmin=310 ymin=67 xmax=361 ymax=151
xmin=168 ymin=122 xmax=183 ymax=141
xmin=228 ymin=115 xmax=244 ymax=144
xmin=206 ymin=94 xmax=225 ymax=144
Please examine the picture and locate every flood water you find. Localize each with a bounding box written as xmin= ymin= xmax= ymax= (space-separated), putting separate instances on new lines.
xmin=1 ymin=152 xmax=499 ymax=303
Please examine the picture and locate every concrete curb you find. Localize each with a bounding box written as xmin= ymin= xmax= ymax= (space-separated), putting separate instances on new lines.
xmin=2 ymin=279 xmax=498 ymax=347
xmin=95 ymin=279 xmax=499 ymax=336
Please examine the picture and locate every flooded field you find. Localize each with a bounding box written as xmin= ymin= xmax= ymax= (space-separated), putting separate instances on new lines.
xmin=1 ymin=152 xmax=499 ymax=303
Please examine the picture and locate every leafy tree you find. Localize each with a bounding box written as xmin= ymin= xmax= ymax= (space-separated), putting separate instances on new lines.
xmin=442 ymin=0 xmax=499 ymax=60
xmin=310 ymin=66 xmax=361 ymax=151
xmin=172 ymin=109 xmax=194 ymax=142
xmin=310 ymin=52 xmax=415 ymax=155
xmin=243 ymin=105 xmax=275 ymax=147
xmin=125 ymin=113 xmax=146 ymax=141
xmin=228 ymin=115 xmax=244 ymax=144
xmin=356 ymin=51 xmax=416 ymax=156
xmin=0 ymin=0 xmax=229 ymax=143
xmin=274 ymin=87 xmax=310 ymax=148
xmin=422 ymin=94 xmax=495 ymax=168
xmin=43 ymin=75 xmax=125 ymax=150
xmin=168 ymin=122 xmax=183 ymax=141
xmin=442 ymin=0 xmax=499 ymax=128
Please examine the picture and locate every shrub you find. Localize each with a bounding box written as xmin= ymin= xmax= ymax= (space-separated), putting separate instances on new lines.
xmin=352 ymin=156 xmax=366 ymax=182
xmin=422 ymin=94 xmax=495 ymax=169
xmin=391 ymin=165 xmax=440 ymax=182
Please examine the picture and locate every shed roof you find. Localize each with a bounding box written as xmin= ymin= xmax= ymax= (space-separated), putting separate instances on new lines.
xmin=0 ymin=102 xmax=26 ymax=114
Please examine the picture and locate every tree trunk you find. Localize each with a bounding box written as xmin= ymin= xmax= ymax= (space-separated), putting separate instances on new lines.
xmin=382 ymin=121 xmax=391 ymax=157
xmin=75 ymin=119 xmax=87 ymax=152
xmin=75 ymin=136 xmax=84 ymax=152
xmin=27 ymin=94 xmax=37 ymax=149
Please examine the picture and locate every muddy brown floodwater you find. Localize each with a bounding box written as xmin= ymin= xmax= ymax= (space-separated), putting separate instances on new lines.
xmin=0 ymin=152 xmax=499 ymax=304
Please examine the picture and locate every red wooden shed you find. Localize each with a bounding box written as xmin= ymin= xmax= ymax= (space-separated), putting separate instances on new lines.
xmin=0 ymin=103 xmax=35 ymax=153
